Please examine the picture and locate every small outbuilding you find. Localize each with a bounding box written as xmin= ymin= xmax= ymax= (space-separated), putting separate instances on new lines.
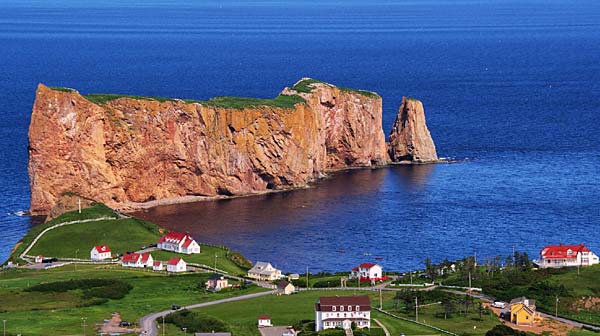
xmin=153 ymin=261 xmax=163 ymax=271
xmin=35 ymin=255 xmax=43 ymax=263
xmin=206 ymin=274 xmax=228 ymax=291
xmin=167 ymin=257 xmax=187 ymax=273
xmin=258 ymin=314 xmax=272 ymax=327
xmin=90 ymin=245 xmax=112 ymax=260
xmin=276 ymin=281 xmax=295 ymax=295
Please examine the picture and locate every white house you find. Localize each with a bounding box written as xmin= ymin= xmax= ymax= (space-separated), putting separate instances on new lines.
xmin=349 ymin=263 xmax=385 ymax=282
xmin=167 ymin=257 xmax=187 ymax=273
xmin=247 ymin=261 xmax=283 ymax=281
xmin=121 ymin=253 xmax=153 ymax=268
xmin=90 ymin=245 xmax=112 ymax=260
xmin=206 ymin=274 xmax=228 ymax=291
xmin=157 ymin=232 xmax=200 ymax=254
xmin=35 ymin=255 xmax=43 ymax=263
xmin=257 ymin=314 xmax=272 ymax=327
xmin=276 ymin=281 xmax=295 ymax=295
xmin=153 ymin=261 xmax=163 ymax=271
xmin=315 ymin=295 xmax=371 ymax=331
xmin=539 ymin=244 xmax=599 ymax=268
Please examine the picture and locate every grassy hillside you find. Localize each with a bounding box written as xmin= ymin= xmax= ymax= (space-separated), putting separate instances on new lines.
xmin=188 ymin=290 xmax=435 ymax=336
xmin=0 ymin=264 xmax=264 ymax=335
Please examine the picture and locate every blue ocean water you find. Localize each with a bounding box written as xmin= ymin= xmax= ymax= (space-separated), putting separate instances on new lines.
xmin=1 ymin=1 xmax=599 ymax=271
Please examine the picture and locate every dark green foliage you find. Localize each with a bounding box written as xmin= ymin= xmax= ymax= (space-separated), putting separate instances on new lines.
xmin=25 ymin=278 xmax=132 ymax=300
xmin=48 ymin=86 xmax=75 ymax=93
xmin=195 ymin=94 xmax=305 ymax=109
xmin=226 ymin=250 xmax=254 ymax=270
xmin=165 ymin=309 xmax=230 ymax=333
xmin=292 ymin=78 xmax=325 ymax=93
xmin=485 ymin=324 xmax=526 ymax=336
xmin=84 ymin=93 xmax=177 ymax=104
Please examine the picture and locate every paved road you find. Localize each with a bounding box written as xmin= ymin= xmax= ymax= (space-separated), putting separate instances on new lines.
xmin=443 ymin=289 xmax=600 ymax=331
xmin=139 ymin=290 xmax=276 ymax=336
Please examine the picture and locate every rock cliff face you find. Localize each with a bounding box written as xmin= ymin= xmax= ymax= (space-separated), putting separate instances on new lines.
xmin=387 ymin=97 xmax=438 ymax=163
xmin=28 ymin=79 xmax=437 ymax=214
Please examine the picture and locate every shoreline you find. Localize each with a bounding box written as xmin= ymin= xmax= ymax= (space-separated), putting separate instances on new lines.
xmin=119 ymin=159 xmax=453 ymax=213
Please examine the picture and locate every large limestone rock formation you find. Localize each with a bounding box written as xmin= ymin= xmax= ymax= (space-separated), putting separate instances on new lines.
xmin=387 ymin=97 xmax=438 ymax=163
xmin=28 ymin=79 xmax=437 ymax=214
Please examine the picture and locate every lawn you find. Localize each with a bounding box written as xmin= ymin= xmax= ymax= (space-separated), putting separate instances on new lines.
xmin=151 ymin=246 xmax=249 ymax=276
xmin=184 ymin=290 xmax=437 ymax=336
xmin=28 ymin=217 xmax=160 ymax=259
xmin=0 ymin=264 xmax=266 ymax=336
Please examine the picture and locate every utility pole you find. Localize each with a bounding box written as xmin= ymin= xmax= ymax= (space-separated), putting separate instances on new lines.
xmin=555 ymin=296 xmax=559 ymax=317
xmin=162 ymin=316 xmax=165 ymax=336
xmin=78 ymin=198 xmax=82 ymax=214
xmin=81 ymin=317 xmax=87 ymax=336
xmin=379 ymin=289 xmax=383 ymax=309
xmin=306 ymin=267 xmax=309 ymax=289
xmin=468 ymin=271 xmax=472 ymax=290
xmin=415 ymin=297 xmax=419 ymax=322
xmin=183 ymin=327 xmax=187 ymax=336
xmin=3 ymin=320 xmax=6 ymax=336
xmin=214 ymin=254 xmax=217 ymax=271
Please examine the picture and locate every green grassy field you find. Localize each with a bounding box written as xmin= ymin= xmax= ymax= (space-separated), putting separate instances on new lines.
xmin=183 ymin=290 xmax=438 ymax=336
xmin=0 ymin=264 xmax=265 ymax=336
xmin=151 ymin=247 xmax=248 ymax=276
xmin=28 ymin=217 xmax=160 ymax=258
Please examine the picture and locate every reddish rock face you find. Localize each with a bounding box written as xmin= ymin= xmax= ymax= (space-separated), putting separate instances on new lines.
xmin=387 ymin=97 xmax=438 ymax=163
xmin=28 ymin=80 xmax=437 ymax=214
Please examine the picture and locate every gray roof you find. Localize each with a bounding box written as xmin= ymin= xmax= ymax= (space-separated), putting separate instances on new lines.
xmin=249 ymin=261 xmax=279 ymax=275
xmin=509 ymin=297 xmax=536 ymax=306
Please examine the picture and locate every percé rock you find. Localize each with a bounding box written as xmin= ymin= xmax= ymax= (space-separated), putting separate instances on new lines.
xmin=28 ymin=79 xmax=437 ymax=214
xmin=387 ymin=97 xmax=438 ymax=163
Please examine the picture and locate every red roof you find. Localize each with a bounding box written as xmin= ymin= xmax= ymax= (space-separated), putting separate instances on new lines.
xmin=316 ymin=295 xmax=371 ymax=312
xmin=168 ymin=257 xmax=182 ymax=266
xmin=352 ymin=267 xmax=359 ymax=271
xmin=122 ymin=253 xmax=140 ymax=263
xmin=159 ymin=232 xmax=196 ymax=246
xmin=94 ymin=245 xmax=111 ymax=253
xmin=258 ymin=314 xmax=270 ymax=320
xmin=359 ymin=263 xmax=377 ymax=269
xmin=541 ymin=244 xmax=591 ymax=259
xmin=140 ymin=253 xmax=152 ymax=263
xmin=153 ymin=261 xmax=162 ymax=266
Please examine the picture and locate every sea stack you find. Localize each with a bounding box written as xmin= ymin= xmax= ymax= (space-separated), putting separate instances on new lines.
xmin=28 ymin=79 xmax=438 ymax=214
xmin=387 ymin=97 xmax=438 ymax=163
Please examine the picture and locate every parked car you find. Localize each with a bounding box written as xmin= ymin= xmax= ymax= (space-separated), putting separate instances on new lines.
xmin=149 ymin=243 xmax=157 ymax=248
xmin=140 ymin=246 xmax=147 ymax=250
xmin=492 ymin=300 xmax=507 ymax=309
xmin=119 ymin=321 xmax=132 ymax=327
xmin=172 ymin=305 xmax=181 ymax=310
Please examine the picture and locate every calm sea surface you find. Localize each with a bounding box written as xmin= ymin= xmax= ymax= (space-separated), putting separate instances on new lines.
xmin=1 ymin=0 xmax=599 ymax=272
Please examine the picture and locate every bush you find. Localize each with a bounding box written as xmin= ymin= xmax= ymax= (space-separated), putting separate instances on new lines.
xmin=26 ymin=278 xmax=132 ymax=300
xmin=165 ymin=309 xmax=229 ymax=333
xmin=485 ymin=324 xmax=527 ymax=336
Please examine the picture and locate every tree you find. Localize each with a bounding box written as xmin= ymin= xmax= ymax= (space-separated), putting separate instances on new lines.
xmin=442 ymin=298 xmax=455 ymax=319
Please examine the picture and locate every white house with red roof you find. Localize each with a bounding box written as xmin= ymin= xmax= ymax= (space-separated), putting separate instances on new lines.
xmin=35 ymin=255 xmax=44 ymax=263
xmin=315 ymin=295 xmax=371 ymax=331
xmin=167 ymin=257 xmax=187 ymax=272
xmin=539 ymin=244 xmax=599 ymax=268
xmin=121 ymin=253 xmax=153 ymax=268
xmin=90 ymin=245 xmax=112 ymax=260
xmin=153 ymin=261 xmax=163 ymax=271
xmin=349 ymin=263 xmax=385 ymax=282
xmin=157 ymin=232 xmax=200 ymax=254
xmin=257 ymin=314 xmax=272 ymax=327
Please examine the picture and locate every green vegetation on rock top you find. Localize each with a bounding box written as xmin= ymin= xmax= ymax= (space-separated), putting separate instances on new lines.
xmin=191 ymin=94 xmax=306 ymax=110
xmin=292 ymin=78 xmax=379 ymax=98
xmin=84 ymin=93 xmax=177 ymax=104
xmin=48 ymin=86 xmax=75 ymax=93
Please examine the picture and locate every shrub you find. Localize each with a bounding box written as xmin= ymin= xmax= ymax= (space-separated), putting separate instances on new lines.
xmin=485 ymin=324 xmax=527 ymax=336
xmin=165 ymin=309 xmax=229 ymax=333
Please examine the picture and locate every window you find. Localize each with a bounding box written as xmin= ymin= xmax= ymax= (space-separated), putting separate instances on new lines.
xmin=348 ymin=305 xmax=352 ymax=311
xmin=332 ymin=306 xmax=336 ymax=312
xmin=340 ymin=306 xmax=344 ymax=311
xmin=356 ymin=305 xmax=360 ymax=311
